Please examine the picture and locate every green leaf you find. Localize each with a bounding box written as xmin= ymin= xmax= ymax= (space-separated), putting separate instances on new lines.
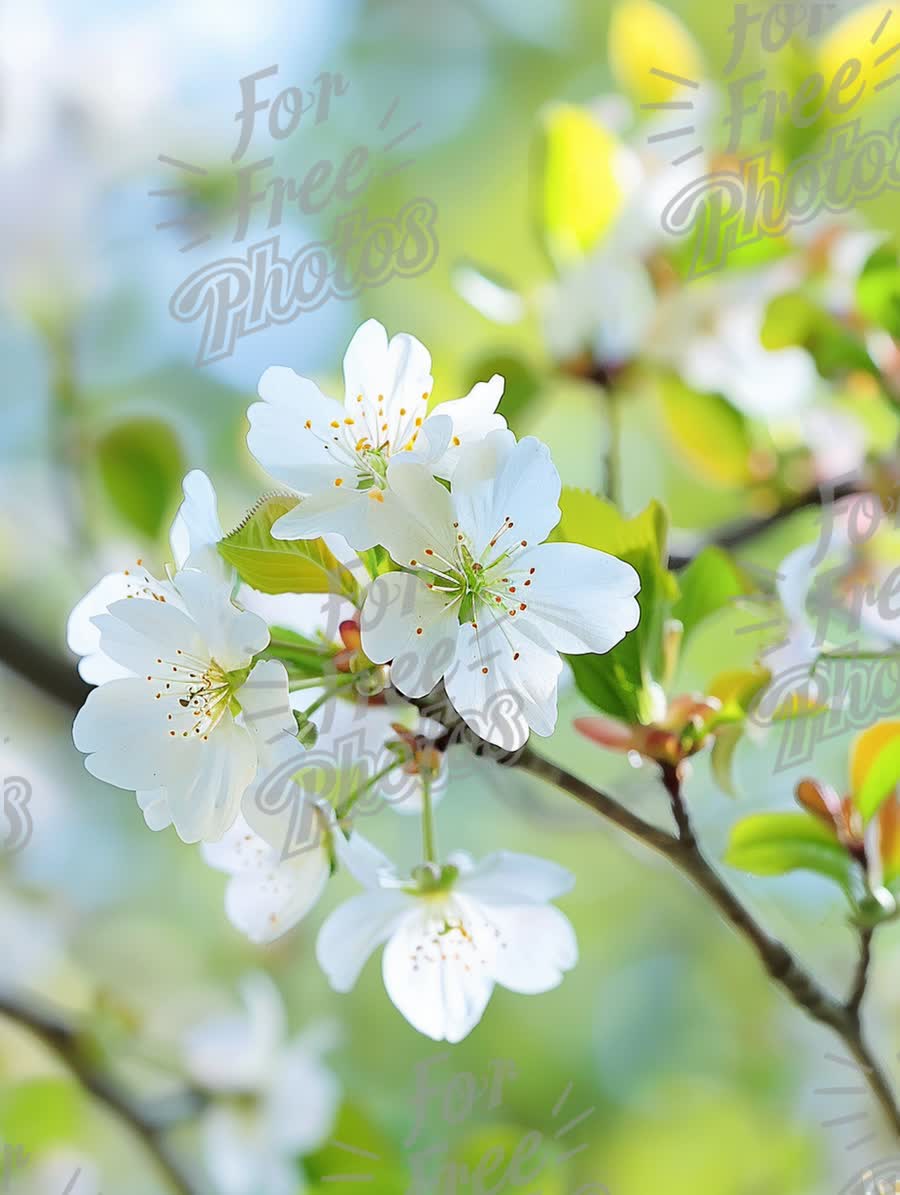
xmin=711 ymin=724 xmax=744 ymax=797
xmin=448 ymin=1123 xmax=569 ymax=1195
xmin=219 ymin=496 xmax=361 ymax=602
xmin=293 ymin=709 xmax=319 ymax=748
xmin=556 ymin=490 xmax=676 ymax=723
xmin=672 ymin=547 xmax=753 ymax=644
xmin=704 ymin=668 xmax=772 ymax=795
xmin=658 ymin=375 xmax=752 ymax=486
xmin=857 ymin=241 xmax=900 ymax=338
xmin=851 ymin=721 xmax=900 ymax=820
xmin=761 ymin=292 xmax=877 ymax=379
xmin=609 ymin=0 xmax=703 ymax=106
xmin=464 ymin=353 xmax=542 ymax=429
xmin=725 ymin=813 xmax=855 ymax=891
xmin=0 ymin=1079 xmax=83 ymax=1155
xmin=306 ymin=1101 xmax=405 ymax=1192
xmin=96 ymin=417 xmax=185 ymax=538
xmin=533 ymin=103 xmax=624 ymax=269
xmin=567 ymin=650 xmax=650 ymax=724
xmin=707 ymin=666 xmax=771 ymax=723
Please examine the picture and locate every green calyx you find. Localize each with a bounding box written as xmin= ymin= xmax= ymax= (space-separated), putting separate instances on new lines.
xmin=408 ymin=862 xmax=459 ymax=896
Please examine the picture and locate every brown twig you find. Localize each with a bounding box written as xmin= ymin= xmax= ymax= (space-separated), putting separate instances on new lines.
xmin=515 ymin=748 xmax=900 ymax=1138
xmin=848 ymin=927 xmax=874 ymax=1018
xmin=1 ymin=586 xmax=897 ymax=1136
xmin=0 ymin=990 xmax=205 ymax=1194
xmin=666 ymin=479 xmax=862 ymax=570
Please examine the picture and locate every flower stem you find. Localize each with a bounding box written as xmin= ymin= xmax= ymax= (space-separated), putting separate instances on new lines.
xmin=605 ymin=388 xmax=621 ymax=506
xmin=336 ymin=757 xmax=403 ymax=822
xmin=420 ymin=770 xmax=437 ymax=864
xmin=300 ymin=673 xmax=360 ymax=716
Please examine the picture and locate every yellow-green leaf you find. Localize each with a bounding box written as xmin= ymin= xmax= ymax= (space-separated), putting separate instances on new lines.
xmin=851 ymin=721 xmax=900 ymax=820
xmin=608 ymin=0 xmax=704 ymax=105
xmin=219 ymin=496 xmax=361 ymax=602
xmin=725 ymin=812 xmax=855 ymax=891
xmin=557 ymin=490 xmax=676 ymax=722
xmin=658 ymin=374 xmax=752 ymax=486
xmin=818 ymin=3 xmax=899 ymax=123
xmin=534 ymin=103 xmax=624 ymax=269
xmin=672 ymin=547 xmax=753 ymax=643
xmin=0 ymin=1079 xmax=83 ymax=1155
xmin=711 ymin=724 xmax=744 ymax=797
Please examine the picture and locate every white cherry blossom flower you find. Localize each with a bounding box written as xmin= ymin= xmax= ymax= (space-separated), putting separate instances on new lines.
xmin=184 ymin=972 xmax=340 ymax=1195
xmin=71 ymin=565 xmax=283 ymax=844
xmin=202 ymin=686 xmax=451 ymax=944
xmin=201 ymin=662 xmax=335 ymax=942
xmin=246 ymin=318 xmax=506 ymax=550
xmin=360 ymin=430 xmax=641 ymax=749
xmin=316 ymin=843 xmax=578 ymax=1043
xmin=168 ymin=468 xmax=228 ymax=580
xmin=202 ymin=811 xmax=332 ymax=945
xmin=756 ymin=497 xmax=900 ymax=721
xmin=67 ymin=469 xmax=227 ymax=685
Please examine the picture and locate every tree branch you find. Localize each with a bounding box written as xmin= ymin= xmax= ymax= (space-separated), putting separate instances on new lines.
xmin=848 ymin=927 xmax=874 ymax=1019
xmin=0 ymin=990 xmax=205 ymax=1195
xmin=515 ymin=744 xmax=678 ymax=855
xmin=2 ymin=611 xmax=897 ymax=1136
xmin=514 ymin=749 xmax=900 ymax=1138
xmin=0 ymin=616 xmax=89 ymax=710
xmin=666 ymin=479 xmax=862 ymax=570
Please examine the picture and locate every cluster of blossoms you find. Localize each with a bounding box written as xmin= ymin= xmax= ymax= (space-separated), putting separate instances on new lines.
xmin=68 ymin=319 xmax=641 ymax=1042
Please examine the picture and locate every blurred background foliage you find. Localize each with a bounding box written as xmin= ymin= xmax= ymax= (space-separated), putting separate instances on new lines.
xmin=2 ymin=0 xmax=900 ymax=1191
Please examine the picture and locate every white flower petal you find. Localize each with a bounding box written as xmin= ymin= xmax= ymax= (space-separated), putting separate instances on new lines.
xmin=266 ymin=1037 xmax=341 ymax=1154
xmin=173 ymin=568 xmax=268 ymax=670
xmin=510 ymin=542 xmax=641 ymax=655
xmin=248 ymin=366 xmax=347 ymax=493
xmin=342 ymin=318 xmax=433 ymax=450
xmin=183 ymin=971 xmax=285 ymax=1092
xmin=381 ymin=899 xmax=496 ymax=1043
xmin=73 ymin=678 xmax=182 ymax=790
xmin=451 ymin=432 xmax=561 ymax=555
xmin=316 ymin=889 xmax=410 ymax=993
xmin=101 ymin=584 xmax=204 ymax=665
xmin=163 ymin=714 xmax=256 ymax=844
xmin=459 ymin=850 xmax=575 ymax=905
xmin=136 ymin=788 xmax=172 ymax=831
xmin=379 ymin=458 xmax=459 ymax=567
xmin=238 ymin=660 xmax=296 ymax=751
xmin=200 ymin=1106 xmax=262 ymax=1195
xmin=425 ymin=374 xmax=507 ymax=479
xmin=67 ymin=571 xmax=138 ymax=684
xmin=444 ymin=621 xmax=559 ymax=749
xmin=271 ymin=486 xmax=387 ymax=551
xmin=170 ymin=469 xmax=225 ymax=575
xmin=333 ymin=830 xmax=398 ymax=889
xmin=775 ymin=543 xmax=818 ymax=627
xmin=203 ymin=816 xmax=330 ymax=944
xmin=405 ymin=411 xmax=452 ymax=469
xmin=361 ymin=572 xmax=460 ymax=698
xmin=484 ymin=903 xmax=578 ymax=995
